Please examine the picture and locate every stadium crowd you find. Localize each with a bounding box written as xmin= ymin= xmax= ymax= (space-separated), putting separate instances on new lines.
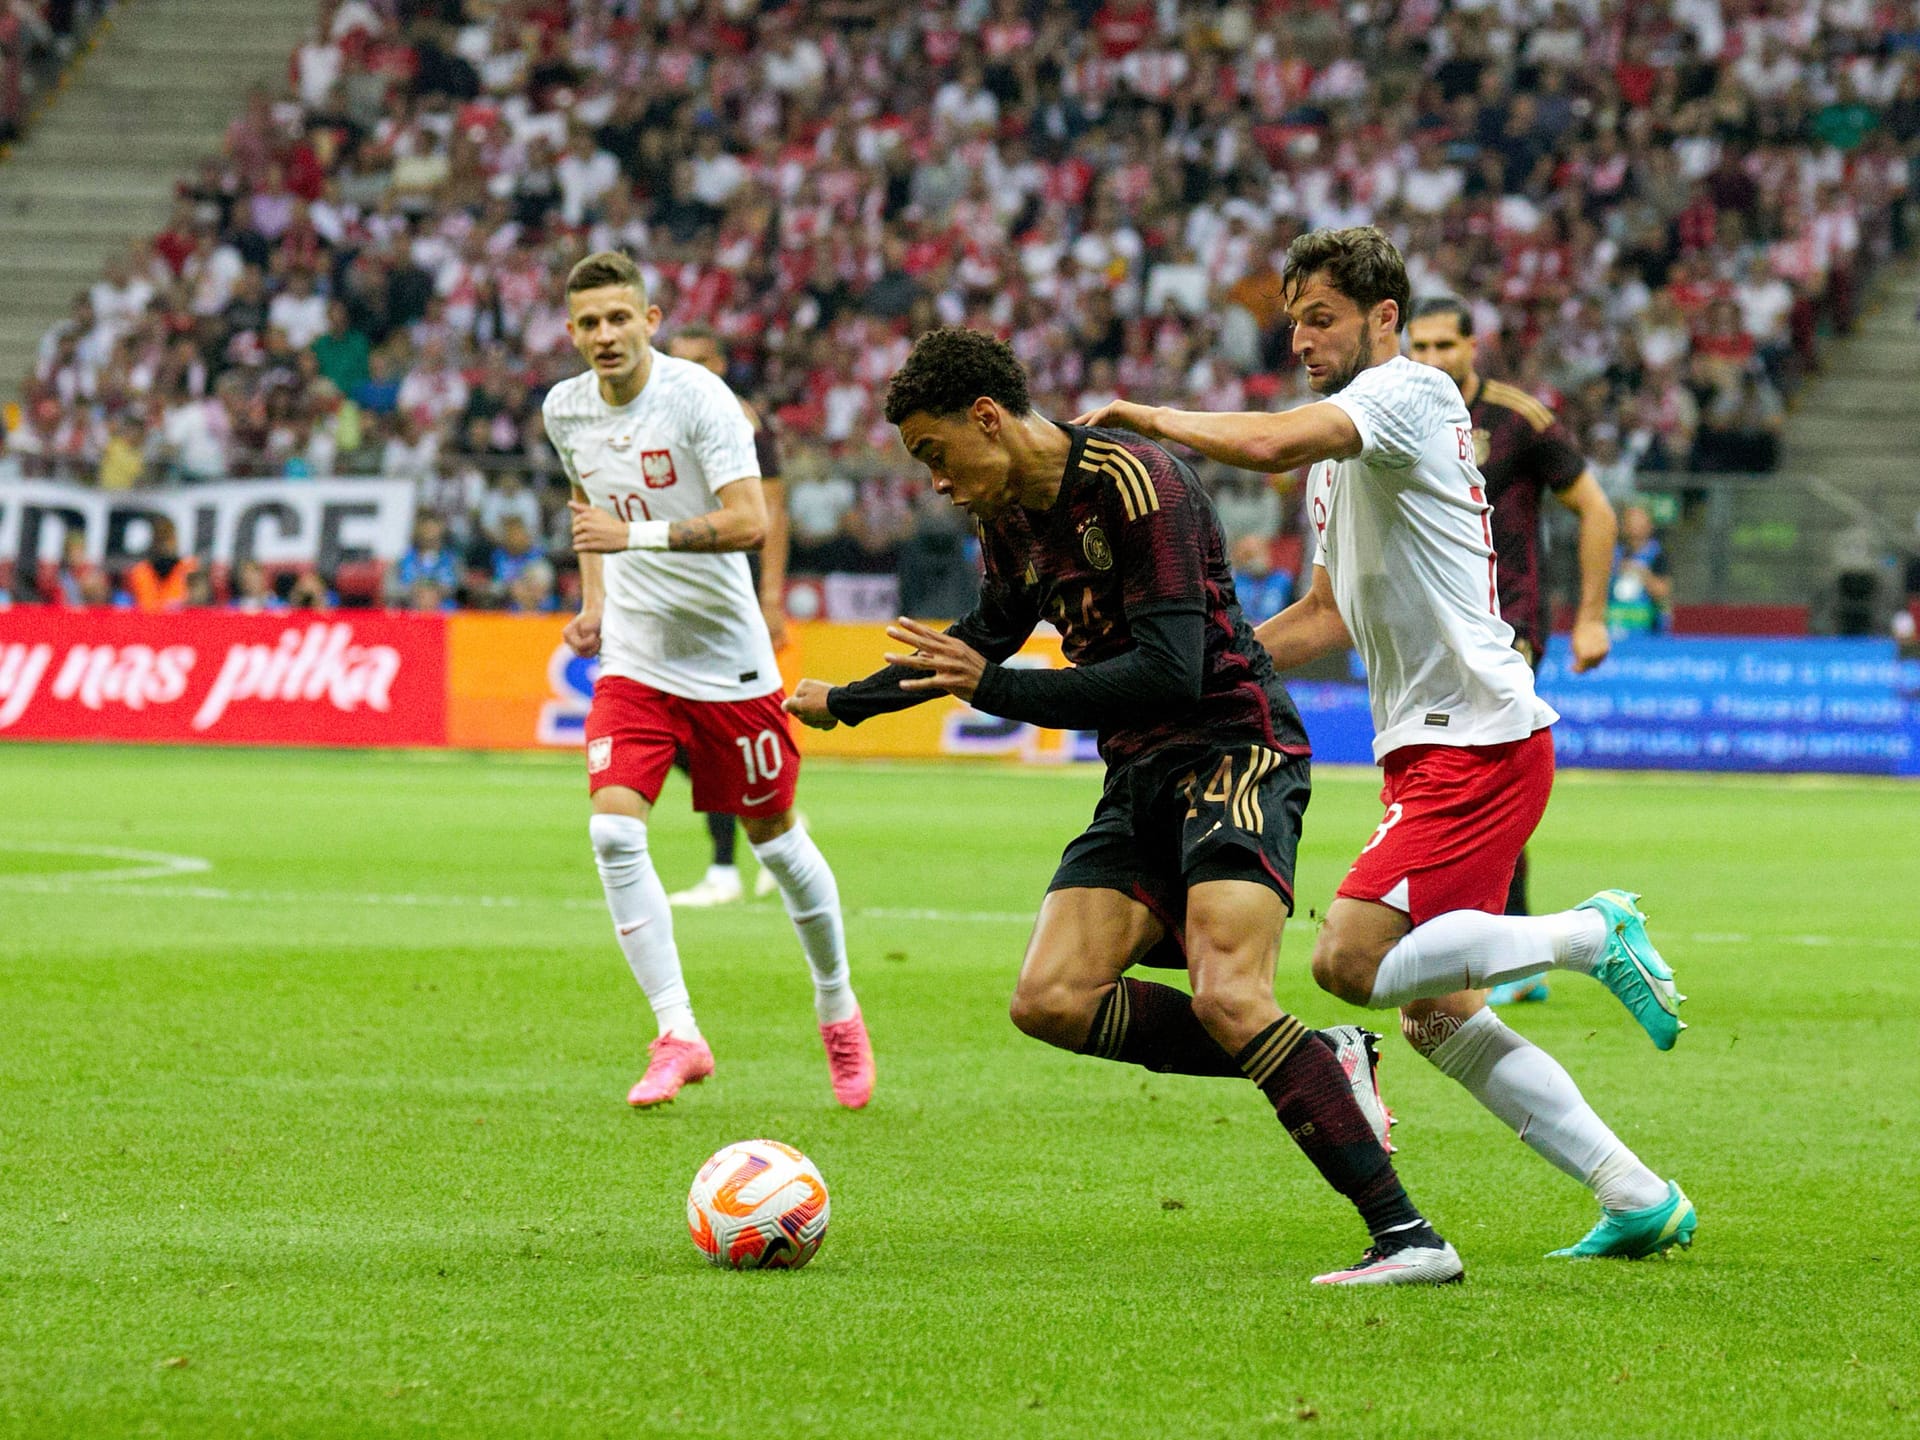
xmin=4 ymin=0 xmax=1919 ymax=613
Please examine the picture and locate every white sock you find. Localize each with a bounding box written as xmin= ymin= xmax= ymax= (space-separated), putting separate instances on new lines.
xmin=751 ymin=823 xmax=857 ymax=1024
xmin=1426 ymin=1009 xmax=1669 ymax=1212
xmin=1368 ymin=908 xmax=1606 ymax=1007
xmin=589 ymin=814 xmax=697 ymax=1039
xmin=707 ymin=864 xmax=739 ymax=882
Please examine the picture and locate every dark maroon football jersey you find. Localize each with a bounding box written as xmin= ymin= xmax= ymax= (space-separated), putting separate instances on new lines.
xmin=966 ymin=426 xmax=1309 ymax=770
xmin=1467 ymin=379 xmax=1585 ymax=656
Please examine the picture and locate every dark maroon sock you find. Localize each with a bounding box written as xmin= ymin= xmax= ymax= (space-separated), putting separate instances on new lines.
xmin=1505 ymin=848 xmax=1531 ymax=916
xmin=1236 ymin=1017 xmax=1430 ymax=1244
xmin=1078 ymin=978 xmax=1242 ymax=1077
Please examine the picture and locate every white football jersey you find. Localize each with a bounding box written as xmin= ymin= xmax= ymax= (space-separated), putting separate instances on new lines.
xmin=1309 ymin=354 xmax=1558 ymax=761
xmin=543 ymin=353 xmax=779 ymax=702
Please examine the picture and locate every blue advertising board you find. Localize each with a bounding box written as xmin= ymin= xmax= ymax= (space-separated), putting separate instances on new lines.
xmin=1290 ymin=636 xmax=1920 ymax=776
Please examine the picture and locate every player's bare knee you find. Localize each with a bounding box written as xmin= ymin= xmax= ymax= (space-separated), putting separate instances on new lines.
xmin=1187 ymin=978 xmax=1259 ymax=1041
xmin=1310 ymin=928 xmax=1377 ymax=1008
xmin=742 ymin=811 xmax=794 ymax=846
xmin=1007 ymin=980 xmax=1088 ymax=1049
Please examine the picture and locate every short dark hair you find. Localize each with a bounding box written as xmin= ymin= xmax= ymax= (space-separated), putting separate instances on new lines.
xmin=671 ymin=322 xmax=724 ymax=354
xmin=883 ymin=327 xmax=1031 ymax=424
xmin=566 ymin=250 xmax=646 ymax=298
xmin=1282 ymin=226 xmax=1413 ymax=333
xmin=1410 ymin=296 xmax=1474 ymax=336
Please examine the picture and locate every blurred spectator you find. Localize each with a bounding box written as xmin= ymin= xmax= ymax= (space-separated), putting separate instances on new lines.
xmin=505 ymin=558 xmax=557 ymax=614
xmin=488 ymin=515 xmax=545 ymax=604
xmin=788 ymin=463 xmax=859 ymax=574
xmin=1692 ymin=373 xmax=1784 ymax=474
xmin=1818 ymin=522 xmax=1899 ymax=637
xmin=1230 ymin=535 xmax=1294 ymax=622
xmin=1608 ymin=506 xmax=1672 ymax=636
xmin=231 ymin=559 xmax=283 ymax=612
xmin=1 ymin=0 xmax=102 ymax=143
xmin=97 ymin=415 xmax=147 ymax=490
xmin=476 ymin=469 xmax=543 ymax=551
xmin=1211 ymin=471 xmax=1282 ymax=549
xmin=311 ymin=300 xmax=372 ymax=395
xmin=53 ymin=532 xmax=100 ymax=606
xmin=184 ymin=568 xmax=218 ymax=608
xmin=286 ymin=569 xmax=333 ymax=610
xmin=897 ymin=494 xmax=979 ymax=619
xmin=123 ymin=517 xmax=197 ymax=613
xmin=387 ymin=511 xmax=460 ymax=606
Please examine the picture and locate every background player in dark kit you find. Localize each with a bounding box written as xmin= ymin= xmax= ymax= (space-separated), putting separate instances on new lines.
xmin=1407 ymin=297 xmax=1618 ymax=963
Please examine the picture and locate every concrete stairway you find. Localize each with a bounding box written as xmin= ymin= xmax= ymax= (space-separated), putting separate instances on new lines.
xmin=1647 ymin=254 xmax=1920 ymax=610
xmin=1777 ymin=259 xmax=1920 ymax=540
xmin=0 ymin=0 xmax=313 ymax=394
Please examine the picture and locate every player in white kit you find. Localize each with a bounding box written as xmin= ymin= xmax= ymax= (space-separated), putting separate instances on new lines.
xmin=1077 ymin=228 xmax=1694 ymax=1266
xmin=543 ymin=251 xmax=874 ymax=1110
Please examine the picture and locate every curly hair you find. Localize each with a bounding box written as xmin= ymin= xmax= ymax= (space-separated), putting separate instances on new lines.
xmin=1282 ymin=227 xmax=1412 ymax=333
xmin=883 ymin=327 xmax=1031 ymax=424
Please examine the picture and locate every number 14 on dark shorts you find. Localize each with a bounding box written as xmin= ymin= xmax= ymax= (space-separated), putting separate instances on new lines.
xmin=1050 ymin=740 xmax=1311 ymax=940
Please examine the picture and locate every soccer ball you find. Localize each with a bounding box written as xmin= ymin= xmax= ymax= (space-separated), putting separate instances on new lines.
xmin=687 ymin=1139 xmax=831 ymax=1270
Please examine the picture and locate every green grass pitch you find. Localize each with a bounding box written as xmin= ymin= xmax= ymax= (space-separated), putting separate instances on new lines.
xmin=3 ymin=744 xmax=1917 ymax=1438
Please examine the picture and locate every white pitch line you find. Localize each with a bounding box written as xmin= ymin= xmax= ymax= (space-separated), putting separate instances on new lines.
xmin=3 ymin=874 xmax=1916 ymax=951
xmin=0 ymin=841 xmax=211 ymax=885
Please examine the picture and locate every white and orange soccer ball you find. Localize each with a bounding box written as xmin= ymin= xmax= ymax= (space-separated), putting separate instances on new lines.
xmin=686 ymin=1139 xmax=831 ymax=1271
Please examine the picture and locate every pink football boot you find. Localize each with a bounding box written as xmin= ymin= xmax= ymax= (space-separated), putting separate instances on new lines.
xmin=627 ymin=1034 xmax=715 ymax=1107
xmin=819 ymin=1010 xmax=875 ymax=1109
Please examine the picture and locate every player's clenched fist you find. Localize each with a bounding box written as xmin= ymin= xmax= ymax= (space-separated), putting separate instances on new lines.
xmin=784 ymin=678 xmax=839 ymax=730
xmin=1570 ymin=617 xmax=1611 ymax=673
xmin=563 ymin=605 xmax=603 ymax=658
xmin=569 ymin=500 xmax=630 ymax=553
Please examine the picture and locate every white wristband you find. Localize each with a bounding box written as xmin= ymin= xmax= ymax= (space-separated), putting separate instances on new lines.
xmin=626 ymin=520 xmax=671 ymax=551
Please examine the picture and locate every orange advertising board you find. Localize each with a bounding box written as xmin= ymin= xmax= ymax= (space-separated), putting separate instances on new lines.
xmin=445 ymin=613 xmax=579 ymax=749
xmin=443 ymin=615 xmax=1085 ymax=760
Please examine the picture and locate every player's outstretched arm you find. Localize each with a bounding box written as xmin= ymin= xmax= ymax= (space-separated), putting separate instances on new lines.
xmin=808 ymin=583 xmax=1042 ymax=728
xmin=1072 ymin=398 xmax=1363 ymax=474
xmin=1254 ymin=564 xmax=1351 ymax=672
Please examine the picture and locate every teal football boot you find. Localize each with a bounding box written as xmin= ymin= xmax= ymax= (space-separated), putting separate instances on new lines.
xmin=1487 ymin=976 xmax=1551 ymax=1005
xmin=1578 ymin=889 xmax=1686 ymax=1050
xmin=1550 ymin=1181 xmax=1697 ymax=1259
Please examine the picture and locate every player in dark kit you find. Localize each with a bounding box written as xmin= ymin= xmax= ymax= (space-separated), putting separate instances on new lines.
xmin=785 ymin=328 xmax=1462 ymax=1286
xmin=1407 ymin=299 xmax=1618 ymax=997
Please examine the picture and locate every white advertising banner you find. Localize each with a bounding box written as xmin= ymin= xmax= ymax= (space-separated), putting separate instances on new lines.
xmin=0 ymin=478 xmax=417 ymax=571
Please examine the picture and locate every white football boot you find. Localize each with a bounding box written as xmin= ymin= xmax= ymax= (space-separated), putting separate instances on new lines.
xmin=1312 ymin=1237 xmax=1465 ymax=1287
xmin=668 ymin=866 xmax=744 ymax=908
xmin=1321 ymin=1024 xmax=1396 ymax=1154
